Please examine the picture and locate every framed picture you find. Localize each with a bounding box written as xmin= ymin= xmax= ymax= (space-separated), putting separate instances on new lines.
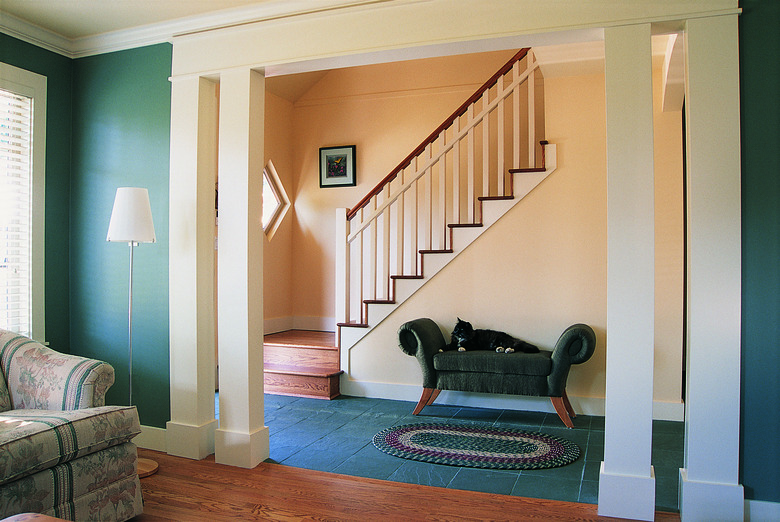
xmin=319 ymin=145 xmax=356 ymax=188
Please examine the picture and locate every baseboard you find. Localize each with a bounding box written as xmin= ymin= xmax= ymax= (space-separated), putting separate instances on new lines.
xmin=264 ymin=316 xmax=293 ymax=334
xmin=264 ymin=316 xmax=335 ymax=333
xmin=135 ymin=425 xmax=167 ymax=452
xmin=745 ymin=498 xmax=780 ymax=521
xmin=292 ymin=316 xmax=335 ymax=332
xmin=340 ymin=377 xmax=684 ymax=420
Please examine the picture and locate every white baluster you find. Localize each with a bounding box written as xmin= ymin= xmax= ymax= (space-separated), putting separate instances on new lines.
xmin=382 ymin=184 xmax=391 ymax=299
xmin=438 ymin=130 xmax=447 ymax=250
xmin=357 ymin=208 xmax=364 ymax=322
xmin=513 ymin=60 xmax=521 ymax=169
xmin=497 ymin=78 xmax=505 ymax=195
xmin=452 ymin=117 xmax=461 ymax=225
xmin=467 ymin=105 xmax=475 ymax=223
xmin=423 ymin=144 xmax=432 ymax=251
xmin=369 ymin=197 xmax=377 ymax=302
xmin=482 ymin=93 xmax=490 ymax=205
xmin=395 ymin=169 xmax=405 ymax=278
xmin=528 ymin=57 xmax=536 ymax=168
xmin=410 ymin=175 xmax=418 ymax=274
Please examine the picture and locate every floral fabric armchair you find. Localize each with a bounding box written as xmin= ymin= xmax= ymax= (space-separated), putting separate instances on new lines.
xmin=0 ymin=329 xmax=144 ymax=521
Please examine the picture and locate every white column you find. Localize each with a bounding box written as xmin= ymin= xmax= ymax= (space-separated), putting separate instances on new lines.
xmin=215 ymin=67 xmax=269 ymax=468
xmin=167 ymin=76 xmax=218 ymax=459
xmin=598 ymin=23 xmax=656 ymax=521
xmin=680 ymin=15 xmax=744 ymax=521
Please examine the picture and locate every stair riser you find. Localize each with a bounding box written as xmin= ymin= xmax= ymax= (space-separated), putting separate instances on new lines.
xmin=264 ymin=345 xmax=338 ymax=368
xmin=264 ymin=372 xmax=340 ymax=400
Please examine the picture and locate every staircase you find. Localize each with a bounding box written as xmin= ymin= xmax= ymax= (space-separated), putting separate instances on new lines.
xmin=266 ymin=48 xmax=553 ymax=400
xmin=335 ymin=48 xmax=556 ymax=371
xmin=263 ymin=330 xmax=342 ymax=399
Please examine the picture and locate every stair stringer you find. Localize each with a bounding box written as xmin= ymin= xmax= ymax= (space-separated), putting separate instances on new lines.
xmin=339 ymin=144 xmax=557 ymax=373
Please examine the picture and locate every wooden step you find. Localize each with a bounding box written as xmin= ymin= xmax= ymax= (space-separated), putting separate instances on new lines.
xmin=263 ymin=330 xmax=342 ymax=400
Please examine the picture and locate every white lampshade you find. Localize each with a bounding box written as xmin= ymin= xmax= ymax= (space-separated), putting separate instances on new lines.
xmin=106 ymin=187 xmax=156 ymax=243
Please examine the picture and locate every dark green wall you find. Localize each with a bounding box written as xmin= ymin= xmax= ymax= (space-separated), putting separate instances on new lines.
xmin=70 ymin=45 xmax=172 ymax=427
xmin=0 ymin=34 xmax=72 ymax=351
xmin=739 ymin=0 xmax=780 ymax=503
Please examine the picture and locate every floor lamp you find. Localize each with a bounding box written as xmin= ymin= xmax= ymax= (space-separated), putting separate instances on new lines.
xmin=107 ymin=187 xmax=159 ymax=478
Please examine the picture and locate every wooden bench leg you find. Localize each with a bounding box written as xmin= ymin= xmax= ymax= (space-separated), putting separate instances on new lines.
xmin=426 ymin=389 xmax=441 ymax=406
xmin=562 ymin=388 xmax=576 ymax=419
xmin=551 ymin=396 xmax=574 ymax=428
xmin=413 ymin=388 xmax=434 ymax=415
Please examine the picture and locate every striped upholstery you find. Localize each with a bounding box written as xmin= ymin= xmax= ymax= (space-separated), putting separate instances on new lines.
xmin=0 ymin=329 xmax=143 ymax=521
xmin=0 ymin=330 xmax=114 ymax=410
xmin=0 ymin=406 xmax=140 ymax=486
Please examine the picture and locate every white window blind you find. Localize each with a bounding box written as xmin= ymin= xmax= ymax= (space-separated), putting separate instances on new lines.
xmin=0 ymin=87 xmax=33 ymax=337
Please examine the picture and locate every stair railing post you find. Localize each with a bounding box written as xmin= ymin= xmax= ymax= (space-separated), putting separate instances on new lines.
xmin=335 ymin=208 xmax=350 ymax=326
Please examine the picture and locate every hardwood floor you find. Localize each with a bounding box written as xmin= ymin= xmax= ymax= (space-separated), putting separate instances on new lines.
xmin=136 ymin=449 xmax=680 ymax=521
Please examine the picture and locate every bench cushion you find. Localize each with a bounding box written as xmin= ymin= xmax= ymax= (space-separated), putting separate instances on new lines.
xmin=0 ymin=405 xmax=140 ymax=485
xmin=433 ymin=350 xmax=553 ymax=376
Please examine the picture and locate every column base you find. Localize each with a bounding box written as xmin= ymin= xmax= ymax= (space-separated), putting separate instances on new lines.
xmin=598 ymin=462 xmax=656 ymax=521
xmin=165 ymin=419 xmax=217 ymax=460
xmin=679 ymin=468 xmax=744 ymax=521
xmin=215 ymin=425 xmax=270 ymax=468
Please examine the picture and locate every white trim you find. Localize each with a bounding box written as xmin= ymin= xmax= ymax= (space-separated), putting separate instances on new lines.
xmin=0 ymin=12 xmax=72 ymax=57
xmin=264 ymin=316 xmax=294 ymax=334
xmin=745 ymin=499 xmax=780 ymax=522
xmin=340 ymin=378 xmax=684 ymax=421
xmin=165 ymin=419 xmax=217 ymax=460
xmin=293 ymin=316 xmax=336 ymax=332
xmin=599 ymin=463 xmax=656 ymax=522
xmin=135 ymin=425 xmax=167 ymax=452
xmin=680 ymin=468 xmax=745 ymax=522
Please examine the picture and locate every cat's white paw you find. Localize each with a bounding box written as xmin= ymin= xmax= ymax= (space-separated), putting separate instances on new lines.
xmin=458 ymin=347 xmax=466 ymax=352
xmin=439 ymin=348 xmax=443 ymax=352
xmin=505 ymin=347 xmax=515 ymax=354
xmin=495 ymin=346 xmax=505 ymax=353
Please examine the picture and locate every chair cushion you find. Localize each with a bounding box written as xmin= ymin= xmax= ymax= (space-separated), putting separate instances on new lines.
xmin=433 ymin=350 xmax=553 ymax=376
xmin=0 ymin=405 xmax=140 ymax=485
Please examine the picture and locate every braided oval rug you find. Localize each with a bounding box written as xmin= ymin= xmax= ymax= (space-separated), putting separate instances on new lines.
xmin=372 ymin=423 xmax=580 ymax=470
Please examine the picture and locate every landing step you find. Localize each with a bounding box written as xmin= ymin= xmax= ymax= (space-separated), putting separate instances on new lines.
xmin=264 ymin=330 xmax=341 ymax=400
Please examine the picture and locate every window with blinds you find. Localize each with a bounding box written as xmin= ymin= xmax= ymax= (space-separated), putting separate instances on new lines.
xmin=0 ymin=87 xmax=33 ymax=337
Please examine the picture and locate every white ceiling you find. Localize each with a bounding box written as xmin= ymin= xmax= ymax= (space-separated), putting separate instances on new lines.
xmin=0 ymin=0 xmax=267 ymax=39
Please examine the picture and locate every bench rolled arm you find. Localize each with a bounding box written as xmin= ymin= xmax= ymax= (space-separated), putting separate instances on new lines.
xmin=547 ymin=323 xmax=596 ymax=397
xmin=398 ymin=318 xmax=446 ymax=389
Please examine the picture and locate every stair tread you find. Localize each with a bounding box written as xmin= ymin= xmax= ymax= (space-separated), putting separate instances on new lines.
xmin=419 ymin=249 xmax=454 ymax=254
xmin=478 ymin=195 xmax=514 ymax=201
xmin=448 ymin=223 xmax=483 ymax=228
xmin=509 ymin=167 xmax=546 ymax=173
xmin=264 ymin=330 xmax=336 ymax=350
xmin=264 ymin=362 xmax=343 ymax=377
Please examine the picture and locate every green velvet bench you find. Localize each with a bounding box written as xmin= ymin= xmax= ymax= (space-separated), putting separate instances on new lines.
xmin=397 ymin=318 xmax=596 ymax=428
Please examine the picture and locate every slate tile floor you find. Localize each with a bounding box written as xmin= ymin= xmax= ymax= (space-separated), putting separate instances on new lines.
xmin=216 ymin=394 xmax=684 ymax=512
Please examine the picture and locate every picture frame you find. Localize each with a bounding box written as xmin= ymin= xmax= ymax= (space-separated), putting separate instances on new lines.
xmin=319 ymin=145 xmax=356 ymax=188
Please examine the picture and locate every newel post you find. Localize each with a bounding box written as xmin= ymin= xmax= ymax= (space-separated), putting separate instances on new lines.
xmin=335 ymin=208 xmax=350 ymax=327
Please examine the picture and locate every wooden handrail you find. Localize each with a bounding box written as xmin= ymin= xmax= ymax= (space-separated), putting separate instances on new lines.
xmin=346 ymin=48 xmax=531 ymax=221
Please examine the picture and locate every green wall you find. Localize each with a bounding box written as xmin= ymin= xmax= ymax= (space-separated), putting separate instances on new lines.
xmin=70 ymin=44 xmax=172 ymax=427
xmin=0 ymin=34 xmax=72 ymax=351
xmin=739 ymin=0 xmax=780 ymax=503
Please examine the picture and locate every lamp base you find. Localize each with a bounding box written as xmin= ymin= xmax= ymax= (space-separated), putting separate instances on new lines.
xmin=138 ymin=457 xmax=159 ymax=478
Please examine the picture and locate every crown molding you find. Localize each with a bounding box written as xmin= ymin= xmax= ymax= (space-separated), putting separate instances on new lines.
xmin=1 ymin=0 xmax=402 ymax=59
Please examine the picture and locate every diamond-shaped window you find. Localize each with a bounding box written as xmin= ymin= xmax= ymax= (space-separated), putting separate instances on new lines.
xmin=262 ymin=159 xmax=290 ymax=240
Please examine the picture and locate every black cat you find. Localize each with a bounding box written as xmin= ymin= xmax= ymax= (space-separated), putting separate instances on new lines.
xmin=440 ymin=318 xmax=539 ymax=354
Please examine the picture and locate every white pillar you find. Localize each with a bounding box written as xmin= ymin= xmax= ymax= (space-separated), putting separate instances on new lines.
xmin=598 ymin=23 xmax=656 ymax=521
xmin=167 ymin=76 xmax=218 ymax=459
xmin=679 ymin=14 xmax=744 ymax=521
xmin=215 ymin=67 xmax=269 ymax=468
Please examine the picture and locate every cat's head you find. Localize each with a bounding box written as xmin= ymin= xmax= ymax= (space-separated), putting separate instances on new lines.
xmin=451 ymin=318 xmax=474 ymax=343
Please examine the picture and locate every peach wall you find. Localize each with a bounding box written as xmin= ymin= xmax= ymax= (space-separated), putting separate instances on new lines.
xmin=343 ymin=66 xmax=684 ymax=413
xmin=262 ymin=91 xmax=295 ymax=326
xmin=289 ymin=50 xmax=517 ymax=324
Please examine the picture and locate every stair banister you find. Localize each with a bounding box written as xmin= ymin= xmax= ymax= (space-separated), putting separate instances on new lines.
xmin=346 ymin=48 xmax=531 ymax=221
xmin=336 ymin=47 xmax=545 ymax=328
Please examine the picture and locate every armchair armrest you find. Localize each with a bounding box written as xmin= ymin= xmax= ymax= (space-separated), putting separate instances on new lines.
xmin=547 ymin=324 xmax=596 ymax=397
xmin=1 ymin=332 xmax=115 ymax=410
xmin=398 ymin=318 xmax=446 ymax=389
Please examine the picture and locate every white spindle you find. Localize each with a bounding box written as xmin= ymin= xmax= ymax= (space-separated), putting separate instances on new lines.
xmin=410 ymin=176 xmax=418 ymax=273
xmin=395 ymin=169 xmax=405 ymax=277
xmin=467 ymin=105 xmax=475 ymax=223
xmin=438 ymin=130 xmax=447 ymax=249
xmin=513 ymin=61 xmax=521 ymax=169
xmin=423 ymin=144 xmax=432 ymax=250
xmin=382 ymin=184 xmax=391 ymax=299
xmin=357 ymin=208 xmax=364 ymax=322
xmin=528 ymin=64 xmax=536 ymax=168
xmin=452 ymin=117 xmax=461 ymax=225
xmin=497 ymin=78 xmax=505 ymax=195
xmin=369 ymin=198 xmax=378 ymax=302
xmin=482 ymin=93 xmax=490 ymax=202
